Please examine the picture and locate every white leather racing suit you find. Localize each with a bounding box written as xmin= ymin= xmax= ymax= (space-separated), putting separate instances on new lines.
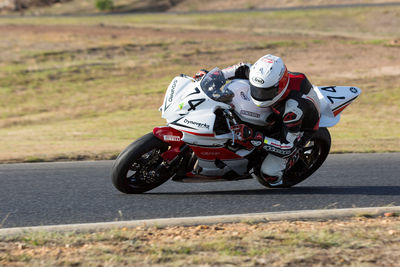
xmin=222 ymin=63 xmax=321 ymax=185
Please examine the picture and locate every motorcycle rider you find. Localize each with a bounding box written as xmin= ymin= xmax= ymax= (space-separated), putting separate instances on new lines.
xmin=195 ymin=54 xmax=320 ymax=186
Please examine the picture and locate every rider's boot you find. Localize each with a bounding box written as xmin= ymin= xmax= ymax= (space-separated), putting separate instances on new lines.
xmin=260 ymin=154 xmax=286 ymax=186
xmin=262 ymin=174 xmax=283 ymax=186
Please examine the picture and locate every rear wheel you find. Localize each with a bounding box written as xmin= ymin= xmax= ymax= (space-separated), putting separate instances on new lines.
xmin=111 ymin=133 xmax=172 ymax=194
xmin=257 ymin=127 xmax=331 ymax=188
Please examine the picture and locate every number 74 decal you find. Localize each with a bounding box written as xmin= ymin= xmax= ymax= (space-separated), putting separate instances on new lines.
xmin=185 ymin=87 xmax=206 ymax=111
xmin=188 ymin=98 xmax=206 ymax=111
xmin=321 ymin=86 xmax=345 ymax=104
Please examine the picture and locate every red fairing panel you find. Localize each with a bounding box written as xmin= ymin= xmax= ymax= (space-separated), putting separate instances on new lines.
xmin=153 ymin=126 xmax=184 ymax=161
xmin=153 ymin=126 xmax=183 ymax=144
xmin=189 ymin=146 xmax=242 ymax=160
xmin=153 ymin=127 xmax=242 ymax=161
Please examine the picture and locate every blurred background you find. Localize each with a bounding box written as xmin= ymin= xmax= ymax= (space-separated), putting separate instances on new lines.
xmin=0 ymin=0 xmax=399 ymax=162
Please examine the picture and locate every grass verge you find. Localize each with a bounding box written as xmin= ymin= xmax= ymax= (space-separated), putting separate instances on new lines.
xmin=1 ymin=215 xmax=400 ymax=266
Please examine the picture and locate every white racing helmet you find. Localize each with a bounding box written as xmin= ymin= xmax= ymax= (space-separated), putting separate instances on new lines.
xmin=249 ymin=54 xmax=290 ymax=107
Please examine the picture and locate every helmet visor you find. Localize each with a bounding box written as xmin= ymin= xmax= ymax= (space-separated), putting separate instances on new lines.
xmin=250 ymin=83 xmax=280 ymax=101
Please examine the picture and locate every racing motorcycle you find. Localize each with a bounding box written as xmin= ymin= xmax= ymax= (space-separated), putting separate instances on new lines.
xmin=112 ymin=68 xmax=361 ymax=193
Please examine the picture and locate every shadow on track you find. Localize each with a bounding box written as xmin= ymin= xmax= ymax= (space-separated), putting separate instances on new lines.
xmin=147 ymin=186 xmax=400 ymax=196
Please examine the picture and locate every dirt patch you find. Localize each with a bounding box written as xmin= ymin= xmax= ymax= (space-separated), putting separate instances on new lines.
xmin=170 ymin=0 xmax=400 ymax=11
xmin=4 ymin=22 xmax=399 ymax=85
xmin=0 ymin=24 xmax=309 ymax=42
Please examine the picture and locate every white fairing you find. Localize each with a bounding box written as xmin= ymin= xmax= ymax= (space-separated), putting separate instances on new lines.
xmin=226 ymin=79 xmax=273 ymax=126
xmin=315 ymin=85 xmax=361 ymax=127
xmin=161 ymin=75 xmax=231 ymax=146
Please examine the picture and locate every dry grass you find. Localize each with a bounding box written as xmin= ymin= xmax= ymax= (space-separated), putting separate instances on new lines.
xmin=0 ymin=5 xmax=399 ymax=162
xmin=6 ymin=0 xmax=400 ymax=15
xmin=1 ymin=216 xmax=400 ymax=266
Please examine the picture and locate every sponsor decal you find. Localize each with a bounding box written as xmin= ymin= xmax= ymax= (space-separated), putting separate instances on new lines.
xmin=164 ymin=80 xmax=178 ymax=111
xmin=183 ymin=119 xmax=210 ymax=129
xmin=252 ymin=77 xmax=265 ymax=85
xmin=240 ymin=110 xmax=260 ymax=118
xmin=200 ymin=151 xmax=220 ymax=156
xmin=178 ymin=102 xmax=184 ymax=110
xmin=168 ymin=79 xmax=178 ymax=102
xmin=163 ymin=135 xmax=181 ymax=142
xmin=240 ymin=91 xmax=250 ymax=101
xmin=264 ymin=144 xmax=292 ymax=155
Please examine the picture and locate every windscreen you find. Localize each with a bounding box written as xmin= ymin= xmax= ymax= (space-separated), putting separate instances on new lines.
xmin=200 ymin=68 xmax=233 ymax=103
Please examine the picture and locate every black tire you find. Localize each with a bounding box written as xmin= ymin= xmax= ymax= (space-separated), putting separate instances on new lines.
xmin=257 ymin=127 xmax=331 ymax=188
xmin=111 ymin=133 xmax=172 ymax=194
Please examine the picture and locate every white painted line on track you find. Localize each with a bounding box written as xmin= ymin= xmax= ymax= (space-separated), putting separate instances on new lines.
xmin=1 ymin=206 xmax=399 ymax=236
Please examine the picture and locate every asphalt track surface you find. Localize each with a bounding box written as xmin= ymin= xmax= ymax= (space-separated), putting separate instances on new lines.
xmin=0 ymin=153 xmax=399 ymax=229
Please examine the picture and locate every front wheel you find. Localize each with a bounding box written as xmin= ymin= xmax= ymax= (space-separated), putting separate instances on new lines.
xmin=111 ymin=133 xmax=172 ymax=194
xmin=257 ymin=127 xmax=331 ymax=188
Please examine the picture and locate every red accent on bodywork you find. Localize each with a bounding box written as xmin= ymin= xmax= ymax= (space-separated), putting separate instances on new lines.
xmin=153 ymin=126 xmax=184 ymax=161
xmin=189 ymin=146 xmax=242 ymax=160
xmin=333 ymin=103 xmax=351 ymax=116
xmin=153 ymin=126 xmax=183 ymax=144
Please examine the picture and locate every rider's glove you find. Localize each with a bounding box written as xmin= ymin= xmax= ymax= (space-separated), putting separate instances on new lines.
xmin=250 ymin=132 xmax=265 ymax=148
xmin=193 ymin=69 xmax=208 ymax=81
xmin=231 ymin=124 xmax=264 ymax=149
xmin=231 ymin=124 xmax=253 ymax=140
